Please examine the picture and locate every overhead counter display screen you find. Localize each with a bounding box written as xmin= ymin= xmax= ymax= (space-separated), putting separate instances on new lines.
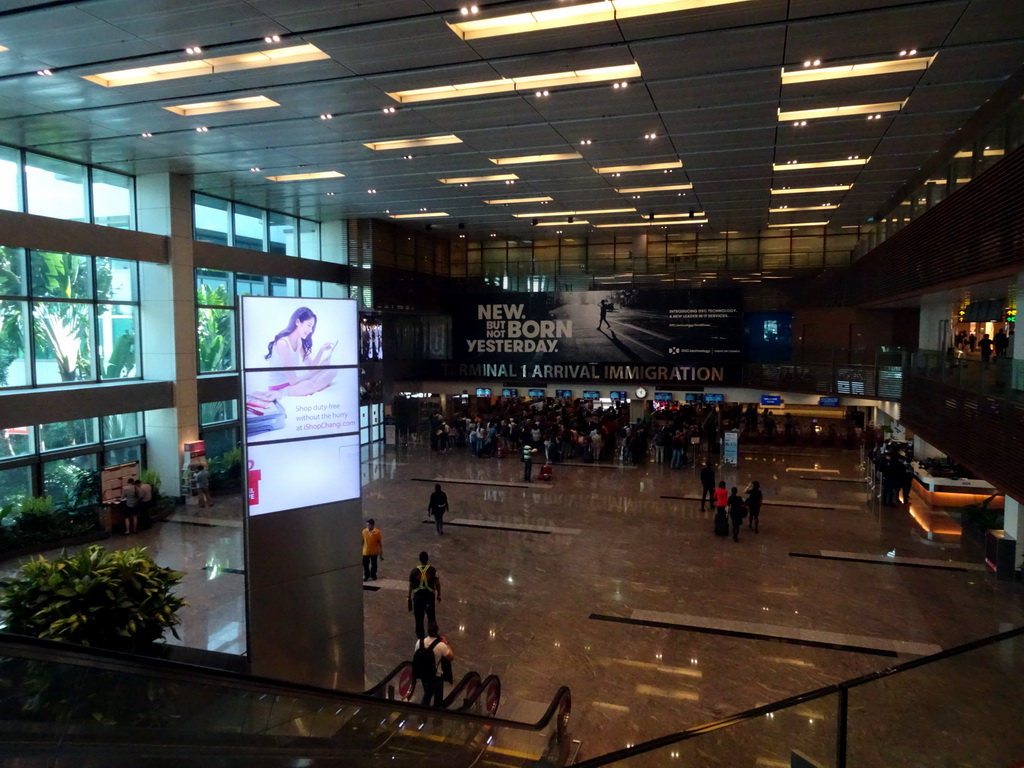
xmin=443 ymin=288 xmax=743 ymax=385
xmin=241 ymin=297 xmax=360 ymax=516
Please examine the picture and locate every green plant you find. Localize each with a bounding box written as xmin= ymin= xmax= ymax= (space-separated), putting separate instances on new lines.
xmin=196 ymin=285 xmax=234 ymax=373
xmin=139 ymin=469 xmax=162 ymax=497
xmin=959 ymin=494 xmax=1002 ymax=531
xmin=18 ymin=495 xmax=55 ymax=515
xmin=207 ymin=446 xmax=243 ymax=490
xmin=0 ymin=545 xmax=186 ymax=652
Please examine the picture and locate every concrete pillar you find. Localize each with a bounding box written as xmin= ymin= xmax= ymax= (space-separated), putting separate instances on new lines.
xmin=632 ymin=232 xmax=648 ymax=264
xmin=136 ymin=173 xmax=200 ymax=493
xmin=918 ymin=291 xmax=954 ymax=352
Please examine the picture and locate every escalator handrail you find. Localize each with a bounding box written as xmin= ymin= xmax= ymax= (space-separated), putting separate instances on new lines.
xmin=440 ymin=670 xmax=482 ymax=708
xmin=0 ymin=632 xmax=565 ymax=733
xmin=363 ymin=660 xmax=414 ymax=697
xmin=448 ymin=673 xmax=499 ymax=714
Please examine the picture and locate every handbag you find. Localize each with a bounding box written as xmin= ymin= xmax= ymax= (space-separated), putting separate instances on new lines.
xmin=440 ymin=656 xmax=453 ymax=683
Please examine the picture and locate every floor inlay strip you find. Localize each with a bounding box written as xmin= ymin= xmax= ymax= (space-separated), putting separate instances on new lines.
xmin=659 ymin=495 xmax=859 ymax=511
xmin=422 ymin=519 xmax=554 ymax=535
xmin=411 ymin=477 xmax=543 ymax=489
xmin=793 ymin=550 xmax=986 ymax=571
xmin=591 ymin=610 xmax=940 ymax=657
xmin=200 ymin=566 xmax=245 ymax=575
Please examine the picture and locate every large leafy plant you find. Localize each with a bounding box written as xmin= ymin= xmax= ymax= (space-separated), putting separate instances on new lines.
xmin=196 ymin=284 xmax=234 ymax=372
xmin=0 ymin=545 xmax=186 ymax=652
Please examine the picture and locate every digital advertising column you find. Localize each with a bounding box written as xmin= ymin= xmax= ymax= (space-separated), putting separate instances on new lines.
xmin=240 ymin=297 xmax=364 ymax=690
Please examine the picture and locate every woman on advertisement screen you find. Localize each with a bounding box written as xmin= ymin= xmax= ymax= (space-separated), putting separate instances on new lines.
xmin=262 ymin=306 xmax=338 ymax=395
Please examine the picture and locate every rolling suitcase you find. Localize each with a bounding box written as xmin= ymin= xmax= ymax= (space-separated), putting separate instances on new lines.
xmin=714 ymin=510 xmax=729 ymax=537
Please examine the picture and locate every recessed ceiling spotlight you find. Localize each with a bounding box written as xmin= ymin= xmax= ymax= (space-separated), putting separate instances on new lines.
xmin=580 ymin=139 xmax=592 ymax=145
xmin=403 ymin=154 xmax=413 ymax=159
xmin=813 ymin=59 xmax=821 ymax=66
xmin=326 ymin=192 xmax=335 ymax=196
xmin=384 ymin=209 xmax=390 ymax=213
xmin=793 ymin=120 xmax=807 ymax=127
xmin=505 ymin=179 xmax=515 ymax=184
xmin=320 ymin=113 xmax=333 ymax=120
xmin=644 ymin=133 xmax=656 ymax=139
xmin=185 ymin=46 xmax=202 ymax=55
xmin=37 ymin=69 xmax=54 ymax=76
xmin=420 ymin=207 xmax=427 ymax=211
xmin=250 ymin=167 xmax=261 ymax=172
xmin=632 ymin=195 xmax=640 ymax=199
xmin=140 ymin=132 xmax=153 ymax=138
xmin=535 ymin=89 xmax=550 ymax=97
xmin=490 ymin=233 xmax=496 ymax=237
xmin=383 ymin=106 xmax=396 ymax=113
xmin=459 ymin=234 xmax=466 ymax=238
xmin=460 ymin=5 xmax=479 ymax=14
xmin=196 ymin=126 xmax=209 ymax=132
xmin=264 ymin=35 xmax=281 ymax=43
xmin=368 ymin=189 xmax=378 ymax=194
xmin=803 ymin=60 xmax=811 ymax=67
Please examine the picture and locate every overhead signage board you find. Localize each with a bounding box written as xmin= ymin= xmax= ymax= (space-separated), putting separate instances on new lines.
xmin=443 ymin=288 xmax=743 ymax=385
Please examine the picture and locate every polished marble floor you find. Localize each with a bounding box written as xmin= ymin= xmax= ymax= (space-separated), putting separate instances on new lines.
xmin=7 ymin=442 xmax=1024 ymax=758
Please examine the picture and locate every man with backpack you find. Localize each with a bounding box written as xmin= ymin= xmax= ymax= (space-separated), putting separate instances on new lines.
xmin=408 ymin=551 xmax=441 ymax=639
xmin=413 ymin=621 xmax=454 ymax=707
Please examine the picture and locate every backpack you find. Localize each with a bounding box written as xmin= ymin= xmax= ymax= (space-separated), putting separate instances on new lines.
xmin=413 ymin=638 xmax=441 ymax=680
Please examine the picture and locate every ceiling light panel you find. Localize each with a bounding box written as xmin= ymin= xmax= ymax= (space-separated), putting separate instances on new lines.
xmin=163 ymin=96 xmax=280 ymax=116
xmin=439 ymin=174 xmax=519 ymax=184
xmin=446 ymin=0 xmax=756 ymax=40
xmin=770 ymin=185 xmax=851 ymax=195
xmin=385 ymin=63 xmax=641 ymax=104
xmin=535 ymin=220 xmax=590 ymax=226
xmin=781 ymin=55 xmax=935 ymax=85
xmin=389 ymin=212 xmax=450 ymax=219
xmin=767 ymin=221 xmax=830 ymax=228
xmin=265 ymin=171 xmax=345 ymax=182
xmin=596 ymin=160 xmax=683 ymax=174
xmin=83 ymin=44 xmax=330 ymax=87
xmin=594 ymin=219 xmax=708 ymax=228
xmin=778 ymin=101 xmax=905 ymax=122
xmin=615 ymin=183 xmax=693 ymax=193
xmin=512 ymin=208 xmax=635 ymax=217
xmin=490 ymin=153 xmax=583 ymax=165
xmin=772 ymin=157 xmax=869 ymax=171
xmin=769 ymin=204 xmax=837 ymax=213
xmin=363 ymin=135 xmax=462 ymax=150
xmin=484 ymin=197 xmax=554 ymax=204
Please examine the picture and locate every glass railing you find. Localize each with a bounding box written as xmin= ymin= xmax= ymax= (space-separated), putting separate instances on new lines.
xmin=907 ymin=349 xmax=1024 ymax=403
xmin=0 ymin=632 xmax=571 ymax=767
xmin=573 ymin=625 xmax=1024 ymax=767
xmin=745 ymin=350 xmax=904 ymax=400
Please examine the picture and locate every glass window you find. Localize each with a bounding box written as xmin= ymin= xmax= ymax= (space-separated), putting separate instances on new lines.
xmin=201 ymin=424 xmax=239 ymax=462
xmin=299 ymin=219 xmax=320 ymax=260
xmin=0 ymin=464 xmax=32 ymax=509
xmin=196 ymin=269 xmax=232 ymax=305
xmin=235 ymin=273 xmax=267 ymax=296
xmin=97 ymin=304 xmax=138 ymax=379
xmin=104 ymin=443 xmax=141 ymax=468
xmin=201 ymin=399 xmax=238 ymax=425
xmin=30 ymin=251 xmax=93 ymax=299
xmin=233 ymin=204 xmax=266 ymax=251
xmin=269 ymin=212 xmax=298 ymax=256
xmin=33 ymin=302 xmax=95 ymax=383
xmin=269 ymin=276 xmax=298 ymax=297
xmin=38 ymin=418 xmax=99 ymax=452
xmin=92 ymin=169 xmax=134 ymax=229
xmin=0 ymin=301 xmax=29 ymax=388
xmin=0 ymin=246 xmax=25 ymax=296
xmin=1 ymin=425 xmax=34 ymax=458
xmin=25 ymin=153 xmax=89 ymax=223
xmin=197 ymin=306 xmax=236 ymax=372
xmin=43 ymin=453 xmax=97 ymax=504
xmin=0 ymin=145 xmax=21 ymax=213
xmin=103 ymin=412 xmax=141 ymax=440
xmin=96 ymin=258 xmax=137 ymax=302
xmin=194 ymin=194 xmax=230 ymax=245
xmin=301 ymin=280 xmax=320 ymax=297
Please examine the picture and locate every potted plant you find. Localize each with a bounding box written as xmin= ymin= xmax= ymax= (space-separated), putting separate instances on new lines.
xmin=0 ymin=544 xmax=186 ymax=652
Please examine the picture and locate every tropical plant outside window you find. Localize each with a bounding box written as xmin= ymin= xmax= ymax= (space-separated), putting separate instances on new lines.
xmin=196 ymin=283 xmax=236 ymax=373
xmin=0 ymin=248 xmax=142 ymax=386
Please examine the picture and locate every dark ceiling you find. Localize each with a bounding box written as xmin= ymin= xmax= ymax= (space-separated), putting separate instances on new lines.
xmin=1 ymin=0 xmax=1022 ymax=240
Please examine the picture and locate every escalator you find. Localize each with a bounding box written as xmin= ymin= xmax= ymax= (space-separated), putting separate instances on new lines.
xmin=0 ymin=633 xmax=574 ymax=767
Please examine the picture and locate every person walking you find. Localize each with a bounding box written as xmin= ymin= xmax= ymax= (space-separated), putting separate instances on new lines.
xmin=728 ymin=486 xmax=747 ymax=542
xmin=699 ymin=461 xmax=716 ymax=511
xmin=713 ymin=480 xmax=729 ymax=518
xmin=597 ymin=298 xmax=612 ymax=330
xmin=745 ymin=480 xmax=763 ymax=533
xmin=427 ymin=483 xmax=449 ymax=535
xmin=413 ymin=621 xmax=454 ymax=707
xmin=122 ymin=478 xmax=140 ymax=535
xmin=408 ymin=551 xmax=441 ymax=639
xmin=193 ymin=463 xmax=212 ymax=508
xmin=136 ymin=476 xmax=153 ymax=530
xmin=361 ymin=519 xmax=383 ymax=581
xmin=522 ymin=443 xmax=537 ymax=482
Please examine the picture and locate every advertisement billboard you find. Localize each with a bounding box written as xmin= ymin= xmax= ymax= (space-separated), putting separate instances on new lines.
xmin=443 ymin=288 xmax=743 ymax=385
xmin=241 ymin=297 xmax=360 ymax=517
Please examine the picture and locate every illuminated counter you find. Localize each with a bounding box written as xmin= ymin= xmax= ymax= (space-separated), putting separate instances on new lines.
xmin=912 ymin=464 xmax=1004 ymax=509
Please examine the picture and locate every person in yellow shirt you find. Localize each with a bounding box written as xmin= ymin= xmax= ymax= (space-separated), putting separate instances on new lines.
xmin=362 ymin=519 xmax=384 ymax=581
